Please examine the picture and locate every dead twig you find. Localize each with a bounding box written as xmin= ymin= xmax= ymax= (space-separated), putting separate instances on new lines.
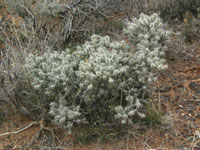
xmin=0 ymin=121 xmax=38 ymax=137
xmin=25 ymin=119 xmax=56 ymax=150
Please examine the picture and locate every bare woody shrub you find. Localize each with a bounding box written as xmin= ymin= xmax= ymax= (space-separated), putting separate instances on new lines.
xmin=157 ymin=0 xmax=200 ymax=21
xmin=5 ymin=0 xmax=114 ymax=45
xmin=0 ymin=29 xmax=52 ymax=119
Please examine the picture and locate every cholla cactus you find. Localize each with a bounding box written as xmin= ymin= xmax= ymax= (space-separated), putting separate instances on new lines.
xmin=49 ymin=99 xmax=87 ymax=133
xmin=116 ymin=13 xmax=173 ymax=124
xmin=76 ymin=35 xmax=132 ymax=123
xmin=124 ymin=13 xmax=171 ymax=72
xmin=124 ymin=13 xmax=171 ymax=95
xmin=77 ymin=35 xmax=130 ymax=100
xmin=25 ymin=49 xmax=80 ymax=98
xmin=25 ymin=49 xmax=83 ymax=129
xmin=25 ymin=13 xmax=173 ymax=129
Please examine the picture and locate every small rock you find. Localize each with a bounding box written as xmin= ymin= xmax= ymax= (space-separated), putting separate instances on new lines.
xmin=178 ymin=105 xmax=184 ymax=109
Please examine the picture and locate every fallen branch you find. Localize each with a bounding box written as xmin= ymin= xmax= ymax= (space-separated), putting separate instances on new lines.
xmin=0 ymin=121 xmax=38 ymax=137
xmin=24 ymin=119 xmax=56 ymax=150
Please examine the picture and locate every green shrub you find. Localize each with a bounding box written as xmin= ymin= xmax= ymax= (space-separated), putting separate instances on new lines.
xmin=25 ymin=13 xmax=174 ymax=133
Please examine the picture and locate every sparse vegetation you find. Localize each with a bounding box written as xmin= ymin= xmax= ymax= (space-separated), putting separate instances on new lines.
xmin=0 ymin=0 xmax=200 ymax=149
